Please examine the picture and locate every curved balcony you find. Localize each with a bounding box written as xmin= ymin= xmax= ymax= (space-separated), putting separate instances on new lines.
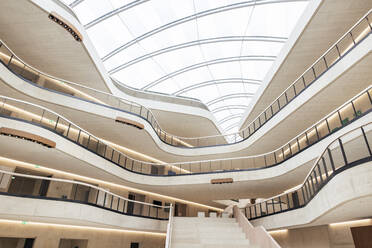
xmin=0 ymin=8 xmax=370 ymax=148
xmin=0 ymin=168 xmax=170 ymax=221
xmin=0 ymin=85 xmax=370 ymax=178
xmin=241 ymin=123 xmax=372 ymax=222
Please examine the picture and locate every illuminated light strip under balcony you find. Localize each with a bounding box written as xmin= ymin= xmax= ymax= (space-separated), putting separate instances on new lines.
xmin=0 ymin=52 xmax=105 ymax=105
xmin=0 ymin=99 xmax=191 ymax=173
xmin=0 ymin=219 xmax=166 ymax=236
xmin=268 ymin=229 xmax=288 ymax=234
xmin=0 ymin=157 xmax=223 ymax=212
xmin=0 ymin=49 xmax=193 ymax=149
xmin=329 ymin=218 xmax=372 ymax=227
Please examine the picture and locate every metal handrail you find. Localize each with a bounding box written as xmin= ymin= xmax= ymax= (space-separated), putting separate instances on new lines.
xmin=157 ymin=86 xmax=372 ymax=167
xmin=0 ymin=84 xmax=371 ymax=176
xmin=0 ymin=95 xmax=160 ymax=166
xmin=0 ymin=40 xmax=193 ymax=148
xmin=237 ymin=9 xmax=372 ymax=138
xmin=0 ymin=8 xmax=370 ymax=147
xmin=242 ymin=122 xmax=372 ymax=220
xmin=165 ymin=204 xmax=174 ymax=248
xmin=0 ymin=169 xmax=170 ymax=219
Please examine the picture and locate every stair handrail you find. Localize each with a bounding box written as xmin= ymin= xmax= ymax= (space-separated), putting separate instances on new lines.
xmin=165 ymin=204 xmax=174 ymax=248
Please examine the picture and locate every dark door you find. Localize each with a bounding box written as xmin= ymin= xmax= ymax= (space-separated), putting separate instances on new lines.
xmin=175 ymin=203 xmax=187 ymax=216
xmin=130 ymin=242 xmax=139 ymax=248
xmin=292 ymin=191 xmax=299 ymax=208
xmin=24 ymin=238 xmax=35 ymax=248
xmin=127 ymin=194 xmax=135 ymax=214
xmin=39 ymin=176 xmax=51 ymax=197
xmin=351 ymin=225 xmax=372 ymax=248
xmin=174 ymin=203 xmax=178 ymax=216
xmin=150 ymin=165 xmax=158 ymax=175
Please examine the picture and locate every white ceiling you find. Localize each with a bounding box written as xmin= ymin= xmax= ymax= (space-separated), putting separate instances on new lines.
xmin=62 ymin=0 xmax=309 ymax=134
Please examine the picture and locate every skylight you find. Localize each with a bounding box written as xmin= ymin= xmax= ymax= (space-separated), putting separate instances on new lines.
xmin=64 ymin=0 xmax=309 ymax=135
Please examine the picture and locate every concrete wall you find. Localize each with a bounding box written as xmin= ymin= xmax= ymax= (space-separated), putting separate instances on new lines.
xmin=0 ymin=165 xmax=15 ymax=192
xmin=271 ymin=220 xmax=372 ymax=248
xmin=0 ymin=220 xmax=165 ymax=248
xmin=47 ymin=175 xmax=73 ymax=199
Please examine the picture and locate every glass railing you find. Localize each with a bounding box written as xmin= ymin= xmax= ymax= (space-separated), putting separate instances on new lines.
xmin=179 ymin=8 xmax=372 ymax=147
xmin=241 ymin=122 xmax=372 ymax=220
xmin=0 ymin=169 xmax=170 ymax=220
xmin=0 ymin=86 xmax=370 ymax=176
xmin=0 ymin=9 xmax=370 ymax=148
xmin=112 ymin=78 xmax=209 ymax=110
xmin=154 ymin=87 xmax=372 ymax=174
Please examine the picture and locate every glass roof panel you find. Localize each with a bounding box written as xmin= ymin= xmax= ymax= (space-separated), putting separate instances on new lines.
xmin=65 ymin=0 xmax=309 ymax=134
xmin=86 ymin=15 xmax=131 ymax=57
xmin=73 ymin=0 xmax=114 ymax=24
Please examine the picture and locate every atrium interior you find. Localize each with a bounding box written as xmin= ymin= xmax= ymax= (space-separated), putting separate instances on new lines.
xmin=0 ymin=0 xmax=371 ymax=247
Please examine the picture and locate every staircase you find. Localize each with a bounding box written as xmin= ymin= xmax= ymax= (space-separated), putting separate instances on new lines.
xmin=171 ymin=217 xmax=256 ymax=248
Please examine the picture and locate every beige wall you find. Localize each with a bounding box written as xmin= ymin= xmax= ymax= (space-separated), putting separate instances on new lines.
xmin=271 ymin=220 xmax=372 ymax=248
xmin=47 ymin=176 xmax=74 ymax=199
xmin=0 ymin=165 xmax=15 ymax=192
xmin=0 ymin=221 xmax=165 ymax=248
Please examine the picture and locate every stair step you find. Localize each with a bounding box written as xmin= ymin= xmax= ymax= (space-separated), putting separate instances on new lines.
xmin=172 ymin=244 xmax=252 ymax=248
xmin=171 ymin=217 xmax=250 ymax=248
xmin=173 ymin=232 xmax=246 ymax=239
xmin=173 ymin=218 xmax=236 ymax=223
xmin=173 ymin=226 xmax=242 ymax=233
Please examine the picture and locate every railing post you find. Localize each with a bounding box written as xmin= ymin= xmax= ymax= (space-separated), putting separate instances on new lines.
xmin=351 ymin=101 xmax=357 ymax=117
xmin=326 ymin=119 xmax=331 ymax=133
xmin=66 ymin=123 xmax=71 ymax=137
xmin=361 ymin=127 xmax=372 ymax=156
xmin=301 ymin=187 xmax=306 ymax=202
xmin=317 ymin=164 xmax=324 ymax=184
xmin=367 ymin=90 xmax=372 ymax=104
xmin=338 ymin=138 xmax=348 ymax=165
xmin=54 ymin=116 xmax=59 ymax=130
xmin=315 ymin=126 xmax=320 ymax=141
xmin=323 ymin=57 xmax=328 ymax=69
xmin=349 ymin=32 xmax=356 ymax=44
xmin=77 ymin=129 xmax=81 ymax=143
xmin=86 ymin=135 xmax=91 ymax=149
xmin=335 ymin=44 xmax=341 ymax=57
xmin=327 ymin=149 xmax=336 ymax=172
xmin=366 ymin=16 xmax=372 ymax=30
xmin=7 ymin=55 xmax=13 ymax=66
xmin=96 ymin=140 xmax=100 ymax=153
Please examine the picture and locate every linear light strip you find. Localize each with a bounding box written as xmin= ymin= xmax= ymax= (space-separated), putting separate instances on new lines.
xmin=0 ymin=219 xmax=166 ymax=236
xmin=0 ymin=157 xmax=223 ymax=212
